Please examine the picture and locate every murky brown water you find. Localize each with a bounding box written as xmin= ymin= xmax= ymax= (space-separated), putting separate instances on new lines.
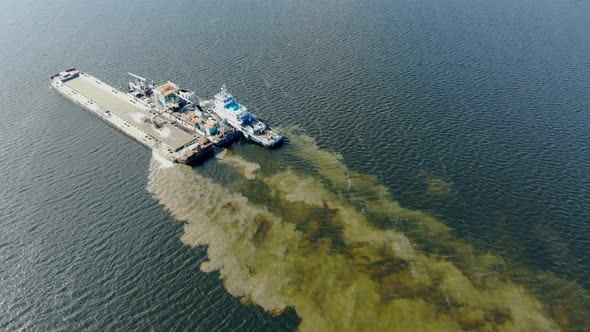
xmin=147 ymin=130 xmax=588 ymax=331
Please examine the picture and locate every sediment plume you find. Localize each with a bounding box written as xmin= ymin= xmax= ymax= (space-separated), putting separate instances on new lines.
xmin=146 ymin=130 xmax=588 ymax=331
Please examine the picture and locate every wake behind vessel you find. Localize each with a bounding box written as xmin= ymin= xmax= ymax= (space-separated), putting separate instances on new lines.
xmin=211 ymin=86 xmax=283 ymax=147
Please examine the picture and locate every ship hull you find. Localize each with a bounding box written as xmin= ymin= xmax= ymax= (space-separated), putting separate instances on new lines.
xmin=249 ymin=132 xmax=283 ymax=147
xmin=217 ymin=117 xmax=283 ymax=147
xmin=212 ymin=130 xmax=242 ymax=147
xmin=175 ymin=145 xmax=214 ymax=165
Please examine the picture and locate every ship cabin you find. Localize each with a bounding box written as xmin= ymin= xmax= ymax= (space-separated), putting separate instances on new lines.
xmin=51 ymin=68 xmax=80 ymax=82
xmin=153 ymin=82 xmax=197 ymax=112
xmin=153 ymin=81 xmax=179 ymax=108
xmin=215 ymin=88 xmax=253 ymax=125
xmin=197 ymin=119 xmax=218 ymax=136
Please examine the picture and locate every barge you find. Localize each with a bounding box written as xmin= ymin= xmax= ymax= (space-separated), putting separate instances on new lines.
xmin=50 ymin=68 xmax=213 ymax=165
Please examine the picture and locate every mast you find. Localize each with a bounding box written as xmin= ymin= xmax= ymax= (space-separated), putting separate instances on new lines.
xmin=128 ymin=73 xmax=146 ymax=82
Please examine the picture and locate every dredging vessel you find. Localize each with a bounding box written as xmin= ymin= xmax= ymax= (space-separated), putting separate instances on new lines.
xmin=211 ymin=86 xmax=283 ymax=147
xmin=51 ymin=68 xmax=283 ymax=163
xmin=126 ymin=73 xmax=240 ymax=147
xmin=50 ymin=68 xmax=213 ymax=164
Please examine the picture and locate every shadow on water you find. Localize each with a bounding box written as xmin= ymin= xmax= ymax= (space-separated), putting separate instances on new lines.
xmin=147 ymin=129 xmax=589 ymax=331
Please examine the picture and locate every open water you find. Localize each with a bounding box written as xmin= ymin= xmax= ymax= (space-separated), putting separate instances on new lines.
xmin=0 ymin=0 xmax=589 ymax=330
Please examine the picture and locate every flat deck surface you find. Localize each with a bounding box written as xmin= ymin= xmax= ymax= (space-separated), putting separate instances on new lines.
xmin=66 ymin=75 xmax=195 ymax=151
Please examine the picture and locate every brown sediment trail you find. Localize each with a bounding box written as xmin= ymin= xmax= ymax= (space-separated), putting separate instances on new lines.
xmin=217 ymin=149 xmax=261 ymax=180
xmin=146 ymin=131 xmax=588 ymax=331
xmin=416 ymin=170 xmax=453 ymax=194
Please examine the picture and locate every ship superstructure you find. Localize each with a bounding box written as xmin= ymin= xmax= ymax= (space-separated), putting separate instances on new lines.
xmin=127 ymin=74 xmax=239 ymax=146
xmin=212 ymin=86 xmax=283 ymax=147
